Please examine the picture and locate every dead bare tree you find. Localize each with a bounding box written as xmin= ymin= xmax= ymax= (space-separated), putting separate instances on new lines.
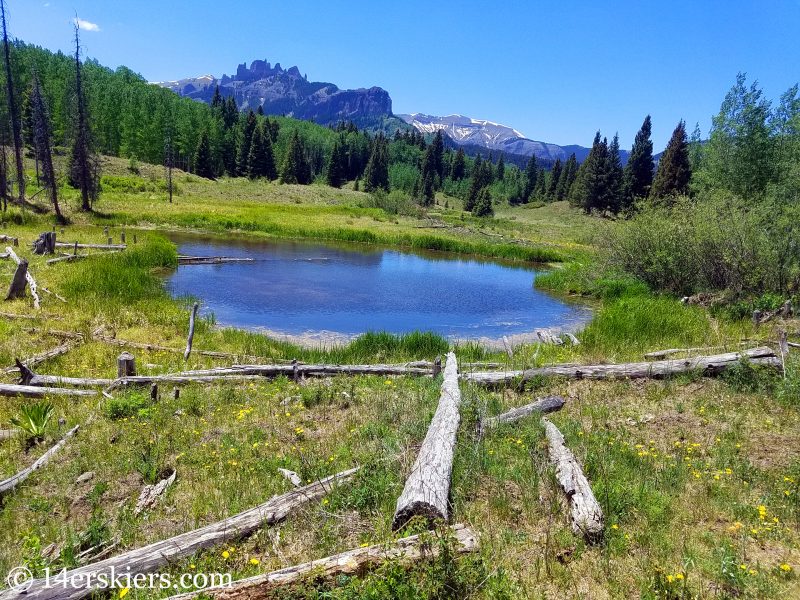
xmin=29 ymin=72 xmax=63 ymax=222
xmin=0 ymin=0 xmax=24 ymax=205
xmin=68 ymin=19 xmax=98 ymax=211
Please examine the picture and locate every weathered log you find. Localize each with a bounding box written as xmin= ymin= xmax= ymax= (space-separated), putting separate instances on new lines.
xmin=26 ymin=374 xmax=114 ymax=387
xmin=117 ymin=351 xmax=136 ymax=377
xmin=5 ymin=257 xmax=28 ymax=301
xmin=54 ymin=241 xmax=126 ymax=250
xmin=165 ymin=524 xmax=479 ymax=600
xmin=0 ymin=311 xmax=38 ymax=320
xmin=177 ymin=256 xmax=255 ymax=265
xmin=231 ymin=363 xmax=432 ymax=378
xmin=0 ymin=425 xmax=80 ymax=497
xmin=93 ymin=333 xmax=266 ymax=361
xmin=0 ymin=384 xmax=97 ymax=398
xmin=393 ymin=352 xmax=461 ymax=531
xmin=563 ymin=332 xmax=580 ymax=345
xmin=479 ymin=396 xmax=565 ymax=436
xmin=536 ymin=329 xmax=564 ymax=345
xmin=543 ymin=419 xmax=604 ymax=542
xmin=0 ymin=429 xmax=16 ymax=441
xmin=184 ymin=302 xmax=199 ymax=360
xmin=0 ymin=467 xmax=359 ymax=600
xmin=41 ymin=286 xmax=66 ymax=304
xmin=2 ymin=339 xmax=81 ymax=374
xmin=6 ymin=246 xmax=40 ymax=309
xmin=464 ymin=347 xmax=779 ymax=386
xmin=0 ymin=234 xmax=19 ymax=246
xmin=134 ymin=469 xmax=176 ymax=515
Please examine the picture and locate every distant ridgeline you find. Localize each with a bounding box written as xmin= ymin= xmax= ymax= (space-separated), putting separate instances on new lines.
xmin=155 ymin=59 xmax=403 ymax=131
xmin=8 ymin=40 xmax=594 ymax=213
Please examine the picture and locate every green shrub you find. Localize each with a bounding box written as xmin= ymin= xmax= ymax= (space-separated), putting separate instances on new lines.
xmin=536 ymin=262 xmax=649 ymax=299
xmin=610 ymin=196 xmax=800 ymax=296
xmin=104 ymin=394 xmax=151 ymax=420
xmin=10 ymin=402 xmax=54 ymax=443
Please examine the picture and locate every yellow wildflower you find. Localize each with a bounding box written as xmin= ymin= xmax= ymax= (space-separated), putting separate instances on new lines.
xmin=119 ymin=589 xmax=130 ymax=599
xmin=249 ymin=558 xmax=260 ymax=566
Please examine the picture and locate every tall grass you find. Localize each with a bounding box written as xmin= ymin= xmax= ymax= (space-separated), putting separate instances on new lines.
xmin=62 ymin=236 xmax=177 ymax=301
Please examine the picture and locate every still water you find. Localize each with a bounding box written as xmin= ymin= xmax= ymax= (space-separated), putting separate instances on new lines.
xmin=164 ymin=234 xmax=589 ymax=342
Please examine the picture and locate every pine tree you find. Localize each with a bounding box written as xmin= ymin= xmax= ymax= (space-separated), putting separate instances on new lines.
xmin=431 ymin=130 xmax=444 ymax=179
xmin=555 ymin=153 xmax=577 ymax=200
xmin=465 ymin=155 xmax=489 ymax=212
xmin=422 ymin=171 xmax=435 ymax=206
xmin=236 ymin=110 xmax=257 ymax=176
xmin=496 ymin=154 xmax=505 ymax=181
xmin=472 ymin=187 xmax=493 ymax=217
xmin=650 ymin=120 xmax=691 ymax=202
xmin=533 ymin=167 xmax=547 ymax=200
xmin=570 ymin=132 xmax=606 ymax=213
xmin=194 ymin=130 xmax=215 ymax=179
xmin=256 ymin=104 xmax=264 ymax=116
xmin=547 ymin=158 xmax=562 ymax=201
xmin=623 ymin=115 xmax=654 ymax=204
xmin=523 ymin=155 xmax=538 ymax=202
xmin=1 ymin=0 xmax=24 ymax=205
xmin=604 ymin=134 xmax=624 ymax=213
xmin=247 ymin=122 xmax=276 ymax=180
xmin=451 ymin=147 xmax=466 ymax=180
xmin=326 ymin=140 xmax=346 ymax=188
xmin=29 ymin=73 xmax=63 ymax=222
xmin=68 ymin=21 xmax=99 ymax=210
xmin=280 ymin=129 xmax=312 ymax=184
xmin=211 ymin=85 xmax=223 ymax=109
xmin=362 ymin=133 xmax=389 ymax=192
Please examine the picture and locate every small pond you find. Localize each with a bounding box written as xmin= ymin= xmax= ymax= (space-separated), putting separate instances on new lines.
xmin=164 ymin=233 xmax=590 ymax=344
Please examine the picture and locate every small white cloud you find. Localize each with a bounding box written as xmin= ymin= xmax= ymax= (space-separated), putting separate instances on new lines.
xmin=43 ymin=3 xmax=50 ymax=7
xmin=73 ymin=18 xmax=100 ymax=32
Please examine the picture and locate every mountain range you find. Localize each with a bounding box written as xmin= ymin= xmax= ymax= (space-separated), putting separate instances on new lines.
xmin=156 ymin=59 xmax=634 ymax=165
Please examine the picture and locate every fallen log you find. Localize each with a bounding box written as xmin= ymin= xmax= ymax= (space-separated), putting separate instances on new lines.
xmin=536 ymin=329 xmax=564 ymax=345
xmin=543 ymin=419 xmax=604 ymax=542
xmin=177 ymin=256 xmax=255 ymax=265
xmin=478 ymin=396 xmax=565 ymax=436
xmin=231 ymin=363 xmax=432 ymax=378
xmin=92 ymin=332 xmax=266 ymax=362
xmin=184 ymin=302 xmax=199 ymax=360
xmin=0 ymin=311 xmax=39 ymax=320
xmin=0 ymin=425 xmax=80 ymax=497
xmin=54 ymin=241 xmax=126 ymax=250
xmin=165 ymin=524 xmax=479 ymax=600
xmin=393 ymin=352 xmax=461 ymax=531
xmin=6 ymin=246 xmax=40 ymax=309
xmin=644 ymin=345 xmax=732 ymax=359
xmin=0 ymin=383 xmax=97 ymax=398
xmin=464 ymin=347 xmax=779 ymax=386
xmin=278 ymin=468 xmax=302 ymax=487
xmin=2 ymin=338 xmax=82 ymax=374
xmin=0 ymin=429 xmax=15 ymax=441
xmin=40 ymin=287 xmax=66 ymax=304
xmin=0 ymin=467 xmax=359 ymax=600
xmin=0 ymin=234 xmax=18 ymax=246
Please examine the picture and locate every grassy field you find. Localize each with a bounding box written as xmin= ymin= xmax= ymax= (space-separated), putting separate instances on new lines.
xmin=0 ymin=162 xmax=797 ymax=599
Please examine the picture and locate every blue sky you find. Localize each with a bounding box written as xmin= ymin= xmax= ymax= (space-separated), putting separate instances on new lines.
xmin=9 ymin=0 xmax=800 ymax=150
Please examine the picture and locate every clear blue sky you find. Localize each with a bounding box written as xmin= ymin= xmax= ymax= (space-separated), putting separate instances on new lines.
xmin=8 ymin=0 xmax=800 ymax=150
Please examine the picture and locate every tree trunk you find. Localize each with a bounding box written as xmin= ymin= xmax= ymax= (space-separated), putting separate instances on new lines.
xmin=0 ymin=383 xmax=96 ymax=398
xmin=164 ymin=524 xmax=478 ymax=600
xmin=0 ymin=425 xmax=79 ymax=497
xmin=5 ymin=258 xmax=28 ymax=300
xmin=393 ymin=352 xmax=461 ymax=531
xmin=464 ymin=347 xmax=779 ymax=386
xmin=117 ymin=352 xmax=136 ymax=377
xmin=478 ymin=395 xmax=565 ymax=436
xmin=184 ymin=302 xmax=199 ymax=360
xmin=1 ymin=0 xmax=25 ymax=205
xmin=543 ymin=419 xmax=604 ymax=542
xmin=5 ymin=246 xmax=40 ymax=309
xmin=0 ymin=468 xmax=359 ymax=600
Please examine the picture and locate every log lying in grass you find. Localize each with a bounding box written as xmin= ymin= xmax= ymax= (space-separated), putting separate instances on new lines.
xmin=46 ymin=251 xmax=123 ymax=265
xmin=0 ymin=383 xmax=97 ymax=398
xmin=0 ymin=425 xmax=80 ymax=497
xmin=478 ymin=396 xmax=565 ymax=436
xmin=543 ymin=419 xmax=604 ymax=542
xmin=165 ymin=524 xmax=479 ymax=600
xmin=0 ymin=429 xmax=15 ymax=441
xmin=177 ymin=255 xmax=256 ymax=264
xmin=92 ymin=332 xmax=266 ymax=362
xmin=464 ymin=347 xmax=780 ymax=386
xmin=0 ymin=467 xmax=359 ymax=600
xmin=231 ymin=363 xmax=433 ymax=378
xmin=134 ymin=469 xmax=176 ymax=515
xmin=6 ymin=246 xmax=40 ymax=309
xmin=0 ymin=234 xmax=19 ymax=246
xmin=54 ymin=241 xmax=126 ymax=250
xmin=0 ymin=311 xmax=39 ymax=320
xmin=393 ymin=352 xmax=461 ymax=531
xmin=644 ymin=345 xmax=733 ymax=359
xmin=2 ymin=338 xmax=82 ymax=374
